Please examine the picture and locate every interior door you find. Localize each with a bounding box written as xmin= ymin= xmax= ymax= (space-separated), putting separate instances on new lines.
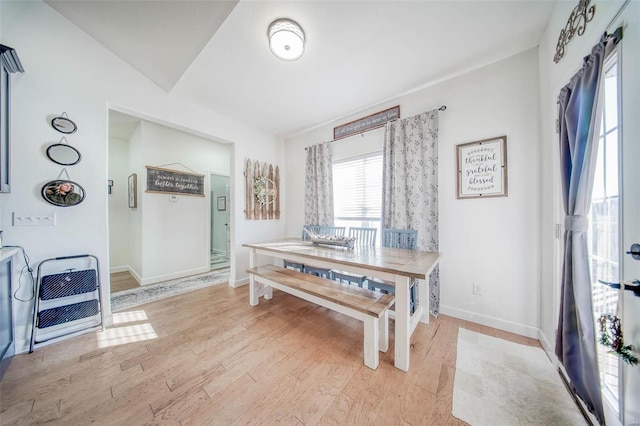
xmin=618 ymin=2 xmax=640 ymax=423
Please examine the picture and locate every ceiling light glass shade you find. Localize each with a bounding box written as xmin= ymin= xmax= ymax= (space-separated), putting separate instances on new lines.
xmin=268 ymin=18 xmax=305 ymax=61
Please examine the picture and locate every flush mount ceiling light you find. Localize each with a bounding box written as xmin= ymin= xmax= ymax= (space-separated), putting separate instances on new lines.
xmin=268 ymin=18 xmax=305 ymax=61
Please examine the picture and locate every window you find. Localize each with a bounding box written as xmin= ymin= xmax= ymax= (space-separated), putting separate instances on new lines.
xmin=588 ymin=52 xmax=620 ymax=406
xmin=333 ymin=153 xmax=383 ymax=244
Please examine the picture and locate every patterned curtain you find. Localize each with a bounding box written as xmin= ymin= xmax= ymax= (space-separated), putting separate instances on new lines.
xmin=555 ymin=29 xmax=621 ymax=426
xmin=382 ymin=109 xmax=439 ymax=315
xmin=304 ymin=142 xmax=334 ymax=226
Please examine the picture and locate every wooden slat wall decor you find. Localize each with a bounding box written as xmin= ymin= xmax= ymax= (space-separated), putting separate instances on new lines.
xmin=268 ymin=164 xmax=274 ymax=219
xmin=245 ymin=159 xmax=252 ymax=219
xmin=275 ymin=166 xmax=281 ymax=219
xmin=261 ymin=163 xmax=268 ymax=220
xmin=244 ymin=158 xmax=281 ymax=220
xmin=253 ymin=161 xmax=260 ymax=220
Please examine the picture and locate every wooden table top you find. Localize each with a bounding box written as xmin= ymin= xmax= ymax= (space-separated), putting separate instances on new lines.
xmin=243 ymin=238 xmax=442 ymax=280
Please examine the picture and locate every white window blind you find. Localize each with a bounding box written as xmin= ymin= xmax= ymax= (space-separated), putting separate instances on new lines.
xmin=333 ymin=153 xmax=382 ymax=221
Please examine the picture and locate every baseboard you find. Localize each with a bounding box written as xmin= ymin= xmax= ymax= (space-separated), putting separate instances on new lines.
xmin=109 ymin=265 xmax=129 ymax=274
xmin=230 ymin=277 xmax=249 ymax=288
xmin=439 ymin=304 xmax=539 ymax=339
xmin=538 ymin=329 xmax=555 ymax=360
xmin=140 ymin=267 xmax=210 ymax=286
xmin=128 ymin=268 xmax=142 ymax=285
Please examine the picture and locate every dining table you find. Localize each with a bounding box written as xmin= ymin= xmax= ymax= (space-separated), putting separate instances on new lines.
xmin=243 ymin=238 xmax=442 ymax=372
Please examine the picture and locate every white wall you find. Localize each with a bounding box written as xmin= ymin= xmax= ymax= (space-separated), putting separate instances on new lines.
xmin=536 ymin=0 xmax=626 ymax=354
xmin=285 ymin=48 xmax=542 ymax=338
xmin=0 ymin=0 xmax=284 ymax=353
xmin=138 ymin=120 xmax=229 ymax=284
xmin=107 ymin=137 xmax=130 ymax=271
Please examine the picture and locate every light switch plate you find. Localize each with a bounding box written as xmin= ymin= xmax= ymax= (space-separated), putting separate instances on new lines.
xmin=13 ymin=212 xmax=56 ymax=226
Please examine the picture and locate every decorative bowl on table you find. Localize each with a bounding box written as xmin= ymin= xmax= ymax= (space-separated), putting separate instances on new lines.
xmin=304 ymin=229 xmax=356 ymax=249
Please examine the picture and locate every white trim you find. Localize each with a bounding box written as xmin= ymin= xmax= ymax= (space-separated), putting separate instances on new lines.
xmin=139 ymin=266 xmax=210 ymax=286
xmin=229 ymin=277 xmax=249 ymax=288
xmin=109 ymin=265 xmax=129 ymax=274
xmin=14 ymin=338 xmax=30 ymax=355
xmin=439 ymin=304 xmax=539 ymax=339
xmin=129 ymin=267 xmax=142 ymax=285
xmin=538 ymin=328 xmax=555 ymax=360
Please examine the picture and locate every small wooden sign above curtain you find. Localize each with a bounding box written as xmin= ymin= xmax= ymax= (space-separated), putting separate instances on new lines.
xmin=456 ymin=136 xmax=508 ymax=199
xmin=333 ymin=105 xmax=400 ymax=140
xmin=145 ymin=166 xmax=205 ymax=197
xmin=244 ymin=159 xmax=280 ymax=220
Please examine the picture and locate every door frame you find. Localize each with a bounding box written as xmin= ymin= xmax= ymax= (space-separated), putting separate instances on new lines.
xmin=208 ymin=171 xmax=231 ymax=264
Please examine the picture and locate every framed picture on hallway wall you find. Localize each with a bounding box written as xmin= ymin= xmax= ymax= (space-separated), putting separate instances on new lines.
xmin=128 ymin=173 xmax=137 ymax=208
xmin=456 ymin=135 xmax=508 ymax=199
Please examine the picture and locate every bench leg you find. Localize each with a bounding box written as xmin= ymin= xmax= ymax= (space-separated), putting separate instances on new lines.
xmin=378 ymin=311 xmax=389 ymax=353
xmin=249 ymin=275 xmax=260 ymax=306
xmin=264 ymin=284 xmax=273 ymax=300
xmin=249 ymin=249 xmax=259 ymax=306
xmin=363 ymin=317 xmax=380 ymax=370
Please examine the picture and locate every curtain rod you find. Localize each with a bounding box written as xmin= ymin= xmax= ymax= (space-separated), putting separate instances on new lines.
xmin=304 ymin=105 xmax=447 ymax=149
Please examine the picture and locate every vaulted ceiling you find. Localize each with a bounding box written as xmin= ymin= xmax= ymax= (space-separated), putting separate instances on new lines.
xmin=45 ymin=0 xmax=557 ymax=138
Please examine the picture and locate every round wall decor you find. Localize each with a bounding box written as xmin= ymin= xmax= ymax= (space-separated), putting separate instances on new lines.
xmin=51 ymin=113 xmax=77 ymax=134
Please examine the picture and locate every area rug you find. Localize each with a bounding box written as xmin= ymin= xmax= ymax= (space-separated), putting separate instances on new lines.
xmin=111 ymin=268 xmax=230 ymax=312
xmin=452 ymin=328 xmax=585 ymax=426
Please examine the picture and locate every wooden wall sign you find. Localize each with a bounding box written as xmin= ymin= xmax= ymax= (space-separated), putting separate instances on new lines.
xmin=244 ymin=159 xmax=280 ymax=220
xmin=456 ymin=136 xmax=508 ymax=199
xmin=333 ymin=105 xmax=400 ymax=140
xmin=145 ymin=166 xmax=205 ymax=197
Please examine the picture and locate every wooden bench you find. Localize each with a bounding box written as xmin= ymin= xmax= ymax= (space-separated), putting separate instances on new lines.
xmin=247 ymin=264 xmax=395 ymax=370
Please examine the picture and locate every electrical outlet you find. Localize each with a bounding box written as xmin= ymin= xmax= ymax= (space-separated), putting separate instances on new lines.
xmin=473 ymin=283 xmax=482 ymax=295
xmin=13 ymin=212 xmax=56 ymax=226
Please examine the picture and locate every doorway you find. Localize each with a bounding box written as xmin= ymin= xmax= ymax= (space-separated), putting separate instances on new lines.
xmin=583 ymin=3 xmax=640 ymax=424
xmin=210 ymin=173 xmax=230 ymax=270
xmin=107 ymin=110 xmax=232 ymax=299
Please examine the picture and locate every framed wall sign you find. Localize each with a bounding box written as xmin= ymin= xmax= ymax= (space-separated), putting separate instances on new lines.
xmin=456 ymin=135 xmax=508 ymax=199
xmin=145 ymin=166 xmax=205 ymax=197
xmin=333 ymin=105 xmax=400 ymax=140
xmin=217 ymin=196 xmax=226 ymax=211
xmin=128 ymin=173 xmax=137 ymax=208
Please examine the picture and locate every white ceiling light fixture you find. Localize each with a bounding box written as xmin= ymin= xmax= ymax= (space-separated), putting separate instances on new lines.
xmin=268 ymin=18 xmax=305 ymax=61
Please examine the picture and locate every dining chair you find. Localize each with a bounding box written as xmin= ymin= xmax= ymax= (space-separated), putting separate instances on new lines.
xmin=381 ymin=228 xmax=418 ymax=249
xmin=329 ymin=227 xmax=375 ymax=287
xmin=332 ymin=271 xmax=368 ymax=288
xmin=301 ymin=225 xmax=345 ymax=281
xmin=370 ymin=228 xmax=419 ymax=312
xmin=303 ymin=265 xmax=333 ymax=279
xmin=348 ymin=227 xmax=377 ymax=247
xmin=283 ymin=260 xmax=304 ymax=272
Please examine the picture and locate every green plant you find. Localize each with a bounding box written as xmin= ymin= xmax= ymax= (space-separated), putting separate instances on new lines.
xmin=597 ymin=314 xmax=639 ymax=366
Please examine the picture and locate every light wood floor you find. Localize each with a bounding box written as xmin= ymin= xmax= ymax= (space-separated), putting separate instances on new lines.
xmin=1 ymin=284 xmax=541 ymax=425
xmin=110 ymin=271 xmax=139 ymax=293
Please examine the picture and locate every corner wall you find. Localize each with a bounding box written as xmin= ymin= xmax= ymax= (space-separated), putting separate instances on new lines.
xmin=285 ymin=48 xmax=542 ymax=337
xmin=536 ymin=0 xmax=626 ymax=354
xmin=0 ymin=0 xmax=284 ymax=353
xmin=138 ymin=120 xmax=229 ymax=285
